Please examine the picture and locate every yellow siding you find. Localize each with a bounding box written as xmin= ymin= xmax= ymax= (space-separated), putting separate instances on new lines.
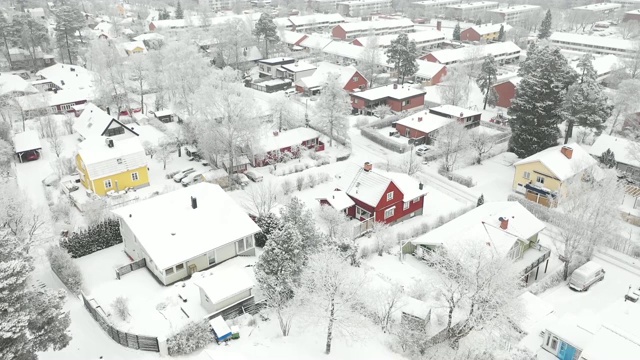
xmin=482 ymin=32 xmax=500 ymax=41
xmin=512 ymin=161 xmax=563 ymax=192
xmin=76 ymin=154 xmax=92 ymax=192
xmin=91 ymin=166 xmax=149 ymax=196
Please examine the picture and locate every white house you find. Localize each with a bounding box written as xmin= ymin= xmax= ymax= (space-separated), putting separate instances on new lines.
xmin=73 ymin=103 xmax=138 ymax=140
xmin=194 ymin=265 xmax=255 ymax=314
xmin=112 ymin=183 xmax=261 ymax=285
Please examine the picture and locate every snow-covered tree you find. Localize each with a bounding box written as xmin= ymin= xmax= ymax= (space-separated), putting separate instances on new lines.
xmin=166 ymin=321 xmax=212 ymax=356
xmin=373 ymin=104 xmax=392 ymax=119
xmin=254 ymin=212 xmax=281 ymax=247
xmin=497 ymin=24 xmax=505 ymax=42
xmin=610 ymin=79 xmax=640 ymax=134
xmin=87 ymin=41 xmax=132 ymax=119
xmin=386 ymin=33 xmax=419 ymax=84
xmin=317 ymin=205 xmax=351 ymax=240
xmin=509 ymin=45 xmax=577 ymax=158
xmin=128 ymin=54 xmax=150 ymax=112
xmin=46 ymin=246 xmax=83 ymax=293
xmin=298 ymin=248 xmax=368 ymax=354
xmin=47 ymin=120 xmax=63 ymax=158
xmin=253 ymin=13 xmax=278 ymax=58
xmin=538 ymin=9 xmax=552 ymax=39
xmin=440 ymin=67 xmax=470 ymax=107
xmin=271 ymin=93 xmax=299 ymax=131
xmin=476 ymin=55 xmax=498 ymax=110
xmin=9 ymin=14 xmax=50 ymax=71
xmin=365 ymin=282 xmax=404 ymax=333
xmin=434 ymin=122 xmax=468 ymax=173
xmin=370 ymin=221 xmax=392 ymax=256
xmin=398 ymin=150 xmax=422 ymax=175
xmin=453 ymin=23 xmax=461 ymax=41
xmin=111 ymin=296 xmax=130 ymax=321
xmin=214 ymin=18 xmax=254 ymax=70
xmin=245 ymin=180 xmax=281 ymax=218
xmin=0 ymin=14 xmax=13 ymax=69
xmin=53 ymin=5 xmax=84 ymax=64
xmin=280 ymin=197 xmax=322 ymax=253
xmin=600 ymin=148 xmax=616 ymax=168
xmin=313 ymin=75 xmax=350 ymax=147
xmin=359 ymin=32 xmax=380 ymax=87
xmin=468 ymin=128 xmax=494 ymax=164
xmin=156 ymin=137 xmax=174 ymax=170
xmin=175 ymin=0 xmax=184 ymax=19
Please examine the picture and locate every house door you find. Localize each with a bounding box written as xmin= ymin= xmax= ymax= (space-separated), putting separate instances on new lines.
xmin=188 ymin=264 xmax=197 ymax=276
xmin=558 ymin=342 xmax=577 ymax=360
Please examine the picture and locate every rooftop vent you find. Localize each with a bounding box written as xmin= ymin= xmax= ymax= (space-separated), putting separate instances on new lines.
xmin=191 ymin=196 xmax=197 ymax=209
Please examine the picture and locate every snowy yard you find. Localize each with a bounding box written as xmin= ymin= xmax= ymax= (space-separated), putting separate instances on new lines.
xmin=453 ymin=152 xmax=518 ymax=202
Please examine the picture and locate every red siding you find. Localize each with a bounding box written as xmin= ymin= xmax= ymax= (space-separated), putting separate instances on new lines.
xmin=295 ymin=85 xmax=305 ymax=93
xmin=350 ymin=95 xmax=366 ymax=110
xmin=352 ymin=39 xmax=364 ymax=46
xmin=332 ymin=25 xmax=347 ymax=40
xmin=395 ymin=123 xmax=428 ymax=139
xmin=149 ymin=23 xmax=156 ymax=31
xmin=460 ymin=28 xmax=480 ymax=42
xmin=423 ymin=53 xmax=439 ymax=63
xmin=343 ymin=70 xmax=369 ymax=92
xmin=624 ymin=13 xmax=640 ymax=22
xmin=387 ymin=95 xmax=425 ymax=112
xmin=493 ymin=81 xmax=517 ymax=108
xmin=254 ymin=136 xmax=323 ymax=167
xmin=431 ymin=66 xmax=447 ymax=85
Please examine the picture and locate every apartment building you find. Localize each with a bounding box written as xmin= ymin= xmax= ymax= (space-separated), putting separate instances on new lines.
xmin=412 ymin=0 xmax=462 ymax=13
xmin=445 ymin=1 xmax=499 ymax=21
xmin=549 ymin=32 xmax=634 ymax=57
xmin=274 ymin=13 xmax=345 ymax=32
xmin=615 ymin=0 xmax=640 ymax=10
xmin=310 ymin=0 xmax=339 ymax=13
xmin=331 ymin=18 xmax=414 ymax=40
xmin=572 ymin=2 xmax=623 ymax=22
xmin=423 ymin=41 xmax=522 ymax=66
xmin=199 ymin=0 xmax=232 ymax=11
xmin=336 ymin=0 xmax=392 ymax=16
xmin=489 ymin=5 xmax=542 ymax=26
xmin=352 ymin=30 xmax=445 ymax=51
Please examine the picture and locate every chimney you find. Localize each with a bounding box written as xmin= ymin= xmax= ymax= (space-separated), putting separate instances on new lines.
xmin=436 ymin=20 xmax=442 ymax=31
xmin=105 ymin=138 xmax=114 ymax=148
xmin=53 ymin=88 xmax=58 ymax=94
xmin=106 ymin=106 xmax=111 ymax=115
xmin=419 ymin=182 xmax=423 ymax=190
xmin=460 ymin=112 xmax=464 ymax=118
xmin=418 ymin=117 xmax=423 ymax=122
xmin=393 ymin=83 xmax=398 ymax=90
xmin=191 ymin=196 xmax=197 ymax=209
xmin=561 ymin=146 xmax=573 ymax=159
xmin=499 ymin=216 xmax=508 ymax=230
xmin=273 ymin=131 xmax=279 ymax=136
xmin=364 ymin=162 xmax=372 ymax=172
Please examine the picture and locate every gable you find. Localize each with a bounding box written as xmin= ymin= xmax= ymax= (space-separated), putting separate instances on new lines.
xmin=517 ymin=160 xmax=560 ymax=181
xmin=375 ymin=181 xmax=403 ymax=209
xmin=101 ymin=119 xmax=139 ymax=137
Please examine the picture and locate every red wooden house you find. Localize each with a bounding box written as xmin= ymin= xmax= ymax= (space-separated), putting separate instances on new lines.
xmin=253 ymin=127 xmax=325 ymax=167
xmin=295 ymin=62 xmax=368 ymax=96
xmin=492 ymin=77 xmax=521 ymax=109
xmin=323 ymin=162 xmax=428 ymax=225
xmin=350 ymin=84 xmax=426 ymax=115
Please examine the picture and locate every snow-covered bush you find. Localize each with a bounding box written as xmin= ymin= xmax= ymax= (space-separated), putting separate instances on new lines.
xmin=318 ymin=172 xmax=331 ymax=183
xmin=167 ymin=320 xmax=213 ymax=356
xmin=307 ymin=173 xmax=317 ymax=188
xmin=46 ymin=246 xmax=83 ymax=293
xmin=60 ymin=218 xmax=123 ymax=258
xmin=282 ymin=179 xmax=294 ymax=195
xmin=111 ymin=296 xmax=130 ymax=321
xmin=295 ymin=176 xmax=305 ymax=191
xmin=360 ymin=127 xmax=409 ymax=153
xmin=355 ymin=117 xmax=370 ymax=128
xmin=438 ymin=168 xmax=475 ymax=188
xmin=529 ymin=268 xmax=564 ymax=295
xmin=50 ymin=196 xmax=72 ymax=224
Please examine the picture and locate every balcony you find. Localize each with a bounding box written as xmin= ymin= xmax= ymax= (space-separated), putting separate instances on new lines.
xmin=514 ymin=242 xmax=552 ymax=278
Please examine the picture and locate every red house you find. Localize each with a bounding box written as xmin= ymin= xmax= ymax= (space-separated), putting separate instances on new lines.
xmin=295 ymin=62 xmax=368 ymax=96
xmin=254 ymin=127 xmax=325 ymax=167
xmin=393 ymin=110 xmax=454 ymax=144
xmin=14 ymin=90 xmax=88 ymax=119
xmin=350 ymin=84 xmax=426 ymax=115
xmin=321 ymin=162 xmax=428 ymax=225
xmin=415 ymin=60 xmax=447 ymax=86
xmin=492 ymin=77 xmax=521 ymax=109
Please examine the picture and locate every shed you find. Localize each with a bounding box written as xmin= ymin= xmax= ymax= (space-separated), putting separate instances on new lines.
xmin=152 ymin=109 xmax=174 ymax=123
xmin=13 ymin=130 xmax=42 ymax=162
xmin=194 ymin=268 xmax=254 ymax=314
xmin=209 ymin=316 xmax=232 ymax=342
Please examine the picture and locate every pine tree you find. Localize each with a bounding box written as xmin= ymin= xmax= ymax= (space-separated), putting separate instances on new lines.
xmin=159 ymin=8 xmax=170 ymax=20
xmin=385 ymin=33 xmax=418 ymax=84
xmin=562 ymin=53 xmax=612 ymax=142
xmin=255 ymin=213 xmax=281 ymax=247
xmin=175 ymin=1 xmax=184 ymax=19
xmin=9 ymin=14 xmax=50 ymax=71
xmin=54 ymin=5 xmax=85 ymax=64
xmin=475 ymin=18 xmax=482 ymax=25
xmin=253 ymin=13 xmax=278 ymax=59
xmin=508 ymin=45 xmax=577 ymax=158
xmin=477 ymin=194 xmax=484 ymax=207
xmin=453 ymin=23 xmax=461 ymax=41
xmin=538 ymin=9 xmax=552 ymax=39
xmin=279 ymin=197 xmax=322 ymax=255
xmin=498 ymin=24 xmax=505 ymax=42
xmin=600 ymin=148 xmax=616 ymax=168
xmin=476 ymin=55 xmax=497 ymax=110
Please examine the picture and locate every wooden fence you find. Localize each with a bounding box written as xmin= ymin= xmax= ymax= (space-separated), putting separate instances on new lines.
xmin=81 ymin=292 xmax=159 ymax=352
xmin=205 ymin=296 xmax=267 ymax=321
xmin=352 ymin=217 xmax=375 ymax=239
xmin=115 ymin=258 xmax=146 ymax=279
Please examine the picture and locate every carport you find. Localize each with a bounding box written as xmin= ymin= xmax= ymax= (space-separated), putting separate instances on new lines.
xmin=13 ymin=130 xmax=42 ymax=163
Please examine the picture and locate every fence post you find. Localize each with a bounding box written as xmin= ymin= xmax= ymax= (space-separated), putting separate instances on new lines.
xmin=158 ymin=337 xmax=169 ymax=357
xmin=116 ymin=269 xmax=120 ymax=280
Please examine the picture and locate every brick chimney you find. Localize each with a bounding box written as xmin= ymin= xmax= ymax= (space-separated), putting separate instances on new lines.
xmin=418 ymin=117 xmax=423 ymax=122
xmin=393 ymin=83 xmax=398 ymax=90
xmin=436 ymin=20 xmax=442 ymax=31
xmin=364 ymin=162 xmax=372 ymax=172
xmin=561 ymin=146 xmax=573 ymax=159
xmin=499 ymin=216 xmax=508 ymax=230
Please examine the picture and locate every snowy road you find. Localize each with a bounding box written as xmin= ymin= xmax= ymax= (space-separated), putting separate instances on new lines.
xmin=417 ymin=170 xmax=478 ymax=205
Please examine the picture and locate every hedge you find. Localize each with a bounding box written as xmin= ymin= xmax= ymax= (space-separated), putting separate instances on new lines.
xmin=361 ymin=127 xmax=409 ymax=153
xmin=46 ymin=246 xmax=83 ymax=293
xmin=167 ymin=321 xmax=213 ymax=356
xmin=60 ymin=218 xmax=123 ymax=258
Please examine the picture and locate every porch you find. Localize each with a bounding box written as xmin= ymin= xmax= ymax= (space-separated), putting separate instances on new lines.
xmin=517 ymin=243 xmax=552 ymax=285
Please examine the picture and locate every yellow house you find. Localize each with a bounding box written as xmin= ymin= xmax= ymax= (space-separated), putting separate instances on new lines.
xmin=76 ymin=137 xmax=149 ymax=196
xmin=513 ymin=143 xmax=597 ymax=205
xmin=123 ymin=41 xmax=147 ymax=56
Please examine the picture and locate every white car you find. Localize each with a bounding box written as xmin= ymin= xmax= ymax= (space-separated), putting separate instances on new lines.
xmin=232 ymin=173 xmax=250 ymax=186
xmin=173 ymin=168 xmax=195 ymax=182
xmin=415 ymin=145 xmax=430 ymax=156
xmin=245 ymin=170 xmax=263 ymax=182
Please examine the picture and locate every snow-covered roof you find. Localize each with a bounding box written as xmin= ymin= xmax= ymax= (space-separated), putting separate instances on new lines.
xmin=354 ymin=30 xmax=445 ymax=47
xmin=13 ymin=130 xmax=41 ymax=153
xmin=572 ymin=54 xmax=623 ymax=77
xmin=298 ymin=34 xmax=334 ymax=50
xmin=25 ymin=7 xmax=45 ymax=18
xmin=581 ymin=327 xmax=640 ymax=360
xmin=77 ymin=137 xmax=147 ymax=179
xmin=336 ymin=19 xmax=414 ymax=32
xmin=400 ymin=296 xmax=430 ymax=319
xmin=0 ymin=74 xmax=38 ymax=96
xmin=415 ymin=60 xmax=446 ymax=80
xmin=290 ymin=13 xmax=344 ymax=26
xmin=112 ymin=183 xmax=261 ymax=270
xmin=259 ymin=57 xmax=295 ymax=64
xmin=14 ymin=90 xmax=88 ymax=111
xmin=464 ymin=23 xmax=511 ymax=36
xmin=546 ymin=314 xmax=596 ymax=350
xmin=394 ymin=110 xmax=454 ymax=134
xmin=430 ymin=104 xmax=481 ymax=118
xmin=550 ymin=32 xmax=633 ymax=52
xmin=574 ymin=2 xmax=621 ymax=11
xmin=133 ymin=33 xmax=165 ymax=42
xmin=296 ymin=62 xmax=362 ymax=89
xmin=122 ymin=41 xmax=147 ymax=53
xmin=94 ymin=22 xmax=114 ymax=34
xmin=322 ymin=41 xmax=390 ymax=66
xmin=36 ymin=63 xmax=98 ymax=95
xmin=279 ymin=30 xmax=307 ymax=45
xmin=589 ymin=134 xmax=640 ymax=168
xmin=412 ymin=201 xmax=546 ymax=259
xmin=489 ymin=5 xmax=540 ymax=14
xmin=318 ymin=189 xmax=356 ymax=211
xmin=73 ymin=103 xmax=137 ymax=140
xmin=517 ymin=292 xmax=554 ymax=332
xmin=281 ymin=61 xmax=317 ymax=73
xmin=195 ymin=267 xmax=254 ymax=305
xmin=258 ymin=127 xmax=321 ymax=153
xmin=427 ymin=41 xmax=521 ymax=64
xmin=514 ymin=143 xmax=597 ymax=181
xmin=352 ymin=84 xmax=426 ymax=101
xmin=447 ymin=1 xmax=498 ymax=9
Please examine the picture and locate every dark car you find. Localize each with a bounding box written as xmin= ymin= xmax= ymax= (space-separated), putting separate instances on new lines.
xmin=23 ymin=150 xmax=40 ymax=162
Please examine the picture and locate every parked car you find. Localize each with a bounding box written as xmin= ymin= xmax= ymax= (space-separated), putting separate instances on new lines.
xmin=569 ymin=261 xmax=605 ymax=291
xmin=245 ymin=170 xmax=263 ymax=182
xmin=284 ymin=88 xmax=296 ymax=97
xmin=181 ymin=171 xmax=205 ymax=187
xmin=415 ymin=145 xmax=430 ymax=156
xmin=232 ymin=173 xmax=250 ymax=186
xmin=23 ymin=150 xmax=40 ymax=162
xmin=173 ymin=168 xmax=195 ymax=182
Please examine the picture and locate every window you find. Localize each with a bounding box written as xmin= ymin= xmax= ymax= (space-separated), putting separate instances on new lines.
xmin=131 ymin=172 xmax=139 ymax=181
xmin=176 ymin=263 xmax=184 ymax=271
xmin=207 ymin=250 xmax=216 ymax=266
xmin=237 ymin=238 xmax=246 ymax=253
xmin=405 ymin=128 xmax=410 ymax=137
xmin=165 ymin=267 xmax=174 ymax=275
xmin=412 ymin=198 xmax=419 ymax=204
xmin=104 ymin=179 xmax=112 ymax=189
xmin=236 ymin=236 xmax=255 ymax=253
xmin=387 ymin=191 xmax=394 ymax=201
xmin=354 ymin=98 xmax=358 ymax=104
xmin=60 ymin=103 xmax=73 ymax=111
xmin=536 ymin=176 xmax=545 ymax=184
xmin=384 ymin=207 xmax=395 ymax=219
xmin=402 ymin=100 xmax=410 ymax=106
xmin=246 ymin=236 xmax=255 ymax=249
xmin=550 ymin=337 xmax=558 ymax=351
xmin=403 ymin=202 xmax=410 ymax=211
xmin=352 ymin=76 xmax=359 ymax=82
xmin=105 ymin=127 xmax=125 ymax=137
xmin=523 ymin=171 xmax=530 ymax=180
xmin=356 ymin=206 xmax=370 ymax=218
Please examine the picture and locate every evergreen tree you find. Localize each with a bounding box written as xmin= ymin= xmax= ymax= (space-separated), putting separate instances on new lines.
xmin=0 ymin=14 xmax=12 ymax=69
xmin=385 ymin=33 xmax=418 ymax=84
xmin=253 ymin=13 xmax=278 ymax=59
xmin=159 ymin=9 xmax=170 ymax=20
xmin=538 ymin=9 xmax=552 ymax=39
xmin=475 ymin=18 xmax=482 ymax=25
xmin=600 ymin=148 xmax=616 ymax=169
xmin=508 ymin=45 xmax=577 ymax=158
xmin=562 ymin=53 xmax=612 ymax=142
xmin=498 ymin=24 xmax=505 ymax=42
xmin=9 ymin=14 xmax=50 ymax=71
xmin=279 ymin=197 xmax=322 ymax=255
xmin=54 ymin=5 xmax=85 ymax=64
xmin=476 ymin=55 xmax=498 ymax=110
xmin=0 ymin=230 xmax=72 ymax=359
xmin=477 ymin=194 xmax=484 ymax=207
xmin=175 ymin=1 xmax=184 ymax=19
xmin=453 ymin=22 xmax=461 ymax=41
xmin=254 ymin=213 xmax=281 ymax=247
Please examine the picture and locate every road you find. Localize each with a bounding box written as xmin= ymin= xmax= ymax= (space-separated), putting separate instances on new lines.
xmin=417 ymin=169 xmax=478 ymax=205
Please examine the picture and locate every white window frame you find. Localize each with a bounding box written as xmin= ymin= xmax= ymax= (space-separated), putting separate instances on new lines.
xmin=104 ymin=179 xmax=112 ymax=189
xmin=237 ymin=236 xmax=255 ymax=253
xmin=356 ymin=206 xmax=370 ymax=218
xmin=536 ymin=175 xmax=545 ymax=184
xmin=384 ymin=207 xmax=395 ymax=219
xmin=523 ymin=171 xmax=530 ymax=180
xmin=207 ymin=250 xmax=216 ymax=266
xmin=131 ymin=172 xmax=139 ymax=181
xmin=165 ymin=267 xmax=174 ymax=276
xmin=387 ymin=191 xmax=394 ymax=201
xmin=412 ymin=197 xmax=420 ymax=204
xmin=403 ymin=201 xmax=410 ymax=211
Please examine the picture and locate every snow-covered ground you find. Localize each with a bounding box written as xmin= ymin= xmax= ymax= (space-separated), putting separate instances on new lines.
xmin=453 ymin=152 xmax=518 ymax=202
